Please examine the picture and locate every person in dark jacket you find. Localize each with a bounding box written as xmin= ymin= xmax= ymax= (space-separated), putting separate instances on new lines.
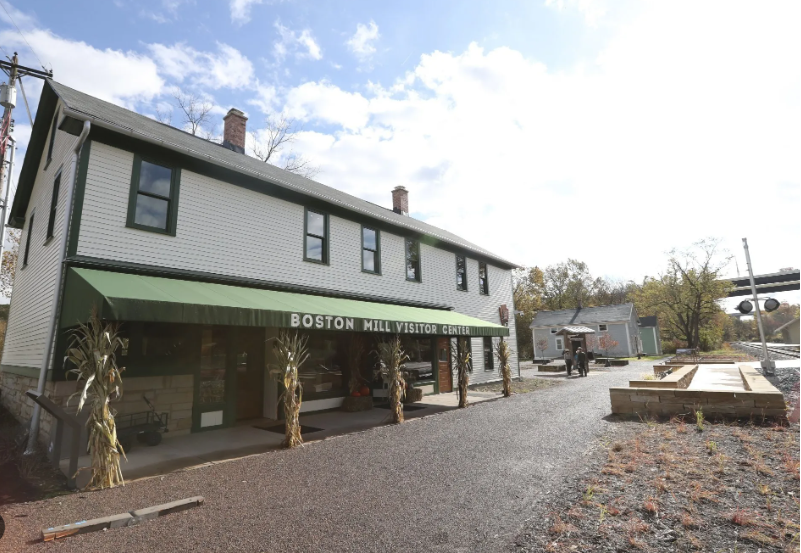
xmin=577 ymin=347 xmax=587 ymax=377
xmin=563 ymin=347 xmax=573 ymax=376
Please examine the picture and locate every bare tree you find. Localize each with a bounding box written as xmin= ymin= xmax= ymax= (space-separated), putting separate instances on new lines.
xmin=174 ymin=91 xmax=213 ymax=136
xmin=250 ymin=114 xmax=320 ymax=179
xmin=0 ymin=229 xmax=20 ymax=298
xmin=155 ymin=106 xmax=172 ymax=126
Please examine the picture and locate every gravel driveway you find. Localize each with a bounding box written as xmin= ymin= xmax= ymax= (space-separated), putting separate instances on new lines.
xmin=0 ymin=361 xmax=654 ymax=553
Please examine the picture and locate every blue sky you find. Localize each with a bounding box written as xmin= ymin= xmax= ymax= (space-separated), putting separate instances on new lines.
xmin=1 ymin=0 xmax=799 ymax=307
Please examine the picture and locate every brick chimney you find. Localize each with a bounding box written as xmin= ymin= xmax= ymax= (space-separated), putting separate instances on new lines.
xmin=391 ymin=186 xmax=408 ymax=215
xmin=223 ymin=108 xmax=247 ymax=154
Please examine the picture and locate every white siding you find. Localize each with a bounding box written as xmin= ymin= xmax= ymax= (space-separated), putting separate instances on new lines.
xmin=75 ymin=142 xmax=518 ymax=384
xmin=2 ymin=101 xmax=80 ymax=369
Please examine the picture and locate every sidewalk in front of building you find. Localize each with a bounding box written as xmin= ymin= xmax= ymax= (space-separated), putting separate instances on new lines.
xmin=60 ymin=390 xmax=502 ymax=486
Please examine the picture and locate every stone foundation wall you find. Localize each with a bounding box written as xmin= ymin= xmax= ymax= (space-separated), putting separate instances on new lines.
xmin=630 ymin=365 xmax=698 ymax=389
xmin=0 ymin=371 xmax=195 ymax=448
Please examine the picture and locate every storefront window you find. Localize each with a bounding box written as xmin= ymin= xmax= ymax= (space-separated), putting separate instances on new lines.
xmin=200 ymin=328 xmax=227 ymax=404
xmin=401 ymin=337 xmax=433 ymax=383
xmin=299 ymin=331 xmax=345 ymax=400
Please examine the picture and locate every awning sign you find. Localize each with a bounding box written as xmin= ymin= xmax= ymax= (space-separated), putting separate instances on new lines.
xmin=290 ymin=313 xmax=472 ymax=336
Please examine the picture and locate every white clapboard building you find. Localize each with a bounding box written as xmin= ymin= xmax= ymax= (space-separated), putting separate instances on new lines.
xmin=0 ymin=80 xmax=519 ymax=446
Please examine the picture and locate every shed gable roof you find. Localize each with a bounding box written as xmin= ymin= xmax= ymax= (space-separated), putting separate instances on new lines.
xmin=9 ymin=79 xmax=516 ymax=269
xmin=530 ymin=303 xmax=634 ymax=328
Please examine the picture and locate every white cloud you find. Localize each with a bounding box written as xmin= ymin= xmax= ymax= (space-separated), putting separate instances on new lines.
xmin=273 ymin=22 xmax=323 ymax=63
xmin=0 ymin=28 xmax=163 ymax=106
xmin=148 ymin=42 xmax=255 ymax=89
xmin=346 ymin=20 xmax=380 ymax=62
xmin=248 ymin=82 xmax=278 ymax=114
xmin=258 ymin=1 xmax=800 ymax=282
xmin=229 ymin=0 xmax=263 ymax=25
xmin=544 ymin=0 xmax=608 ymax=27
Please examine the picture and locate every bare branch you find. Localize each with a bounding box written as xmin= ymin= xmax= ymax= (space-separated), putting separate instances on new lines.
xmin=174 ymin=91 xmax=213 ymax=136
xmin=251 ymin=114 xmax=320 ymax=178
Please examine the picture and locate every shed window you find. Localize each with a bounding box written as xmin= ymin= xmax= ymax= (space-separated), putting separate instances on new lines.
xmin=126 ymin=156 xmax=180 ymax=235
xmin=304 ymin=209 xmax=328 ymax=263
xmin=405 ymin=239 xmax=421 ymax=282
xmin=478 ymin=262 xmax=489 ymax=295
xmin=362 ymin=227 xmax=380 ymax=273
xmin=483 ymin=337 xmax=494 ymax=371
xmin=46 ymin=170 xmax=61 ymax=240
xmin=456 ymin=255 xmax=467 ymax=291
xmin=23 ymin=212 xmax=34 ymax=267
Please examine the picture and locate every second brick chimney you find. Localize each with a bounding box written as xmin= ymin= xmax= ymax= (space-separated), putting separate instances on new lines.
xmin=392 ymin=186 xmax=409 ymax=216
xmin=223 ymin=108 xmax=247 ymax=154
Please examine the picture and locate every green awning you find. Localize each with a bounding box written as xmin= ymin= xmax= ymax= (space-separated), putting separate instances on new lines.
xmin=60 ymin=268 xmax=509 ymax=337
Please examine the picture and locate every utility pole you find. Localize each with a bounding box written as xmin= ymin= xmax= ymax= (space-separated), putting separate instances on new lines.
xmin=742 ymin=238 xmax=775 ymax=376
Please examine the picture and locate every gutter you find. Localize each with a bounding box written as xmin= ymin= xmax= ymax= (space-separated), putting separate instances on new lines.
xmin=59 ymin=107 xmax=519 ymax=270
xmin=25 ymin=120 xmax=91 ymax=454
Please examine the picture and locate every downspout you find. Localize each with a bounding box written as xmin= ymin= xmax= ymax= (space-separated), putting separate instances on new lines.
xmin=25 ymin=120 xmax=91 ymax=454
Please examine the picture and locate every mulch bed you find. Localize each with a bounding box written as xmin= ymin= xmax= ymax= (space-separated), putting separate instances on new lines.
xmin=471 ymin=378 xmax=560 ymax=394
xmin=0 ymin=406 xmax=70 ymax=507
xmin=516 ymin=416 xmax=800 ymax=552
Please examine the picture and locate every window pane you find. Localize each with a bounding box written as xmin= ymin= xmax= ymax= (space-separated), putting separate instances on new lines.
xmin=456 ymin=256 xmax=466 ymax=289
xmin=307 ymin=211 xmax=325 ymax=237
xmin=363 ymin=249 xmax=376 ymax=272
xmin=406 ymin=259 xmax=418 ymax=281
xmin=134 ymin=194 xmax=169 ymax=229
xmin=306 ymin=235 xmax=324 ymax=261
xmin=138 ymin=161 xmax=172 ymax=197
xmin=362 ymin=227 xmax=377 ymax=250
xmin=484 ymin=337 xmax=493 ymax=371
xmin=199 ymin=328 xmax=226 ymax=404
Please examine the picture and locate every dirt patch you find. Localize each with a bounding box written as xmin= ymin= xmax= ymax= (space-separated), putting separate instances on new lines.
xmin=472 ymin=377 xmax=560 ymax=394
xmin=0 ymin=405 xmax=71 ymax=507
xmin=515 ymin=416 xmax=800 ymax=552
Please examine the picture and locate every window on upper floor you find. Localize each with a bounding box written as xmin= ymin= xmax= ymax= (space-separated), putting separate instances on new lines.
xmin=304 ymin=209 xmax=328 ymax=264
xmin=23 ymin=212 xmax=34 ymax=267
xmin=46 ymin=109 xmax=59 ymax=165
xmin=456 ymin=255 xmax=467 ymax=291
xmin=599 ymin=324 xmax=608 ymax=331
xmin=483 ymin=336 xmax=494 ymax=371
xmin=405 ymin=238 xmax=421 ymax=282
xmin=46 ymin=170 xmax=61 ymax=240
xmin=362 ymin=226 xmax=380 ymax=274
xmin=478 ymin=261 xmax=489 ymax=295
xmin=126 ymin=155 xmax=180 ymax=235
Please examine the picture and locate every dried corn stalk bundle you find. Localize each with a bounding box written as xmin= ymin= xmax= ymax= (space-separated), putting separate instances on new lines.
xmin=65 ymin=308 xmax=126 ymax=490
xmin=376 ymin=335 xmax=408 ymax=424
xmin=271 ymin=331 xmax=309 ymax=448
xmin=496 ymin=338 xmax=513 ymax=397
xmin=452 ymin=337 xmax=473 ymax=408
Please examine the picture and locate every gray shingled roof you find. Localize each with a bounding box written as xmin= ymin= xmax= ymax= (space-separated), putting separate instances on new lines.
xmin=48 ymin=80 xmax=516 ymax=268
xmin=529 ymin=303 xmax=634 ymax=328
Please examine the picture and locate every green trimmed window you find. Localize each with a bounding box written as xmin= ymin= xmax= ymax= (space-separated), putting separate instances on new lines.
xmin=304 ymin=209 xmax=328 ymax=263
xmin=46 ymin=109 xmax=59 ymax=165
xmin=126 ymin=155 xmax=181 ymax=235
xmin=456 ymin=255 xmax=467 ymax=291
xmin=23 ymin=212 xmax=34 ymax=267
xmin=479 ymin=262 xmax=489 ymax=295
xmin=405 ymin=238 xmax=421 ymax=282
xmin=46 ymin=170 xmax=61 ymax=240
xmin=483 ymin=336 xmax=494 ymax=371
xmin=362 ymin=226 xmax=380 ymax=274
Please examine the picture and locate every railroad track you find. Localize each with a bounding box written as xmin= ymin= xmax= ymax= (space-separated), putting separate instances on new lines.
xmin=733 ymin=342 xmax=801 ymax=360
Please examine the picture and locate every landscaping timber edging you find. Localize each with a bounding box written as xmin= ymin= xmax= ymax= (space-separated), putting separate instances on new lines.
xmin=41 ymin=496 xmax=204 ymax=541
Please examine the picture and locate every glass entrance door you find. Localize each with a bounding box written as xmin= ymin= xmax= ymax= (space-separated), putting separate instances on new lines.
xmin=195 ymin=326 xmax=230 ymax=430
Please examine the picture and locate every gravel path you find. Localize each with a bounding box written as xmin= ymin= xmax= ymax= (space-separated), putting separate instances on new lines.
xmin=0 ymin=361 xmax=655 ymax=553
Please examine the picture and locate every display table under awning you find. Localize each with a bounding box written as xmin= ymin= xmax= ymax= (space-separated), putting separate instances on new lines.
xmin=60 ymin=268 xmax=509 ymax=337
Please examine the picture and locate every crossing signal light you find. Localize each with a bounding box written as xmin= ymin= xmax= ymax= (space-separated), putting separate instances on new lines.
xmin=736 ymin=300 xmax=753 ymax=314
xmin=764 ymin=298 xmax=780 ymax=312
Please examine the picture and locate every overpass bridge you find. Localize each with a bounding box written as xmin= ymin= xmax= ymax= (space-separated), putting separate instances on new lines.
xmin=724 ymin=268 xmax=800 ymax=298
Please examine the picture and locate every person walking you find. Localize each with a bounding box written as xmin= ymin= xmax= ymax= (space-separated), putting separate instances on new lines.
xmin=577 ymin=347 xmax=587 ymax=377
xmin=563 ymin=346 xmax=573 ymax=376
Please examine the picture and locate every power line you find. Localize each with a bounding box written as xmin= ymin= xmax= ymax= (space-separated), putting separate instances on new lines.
xmin=0 ymin=0 xmax=47 ymax=72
